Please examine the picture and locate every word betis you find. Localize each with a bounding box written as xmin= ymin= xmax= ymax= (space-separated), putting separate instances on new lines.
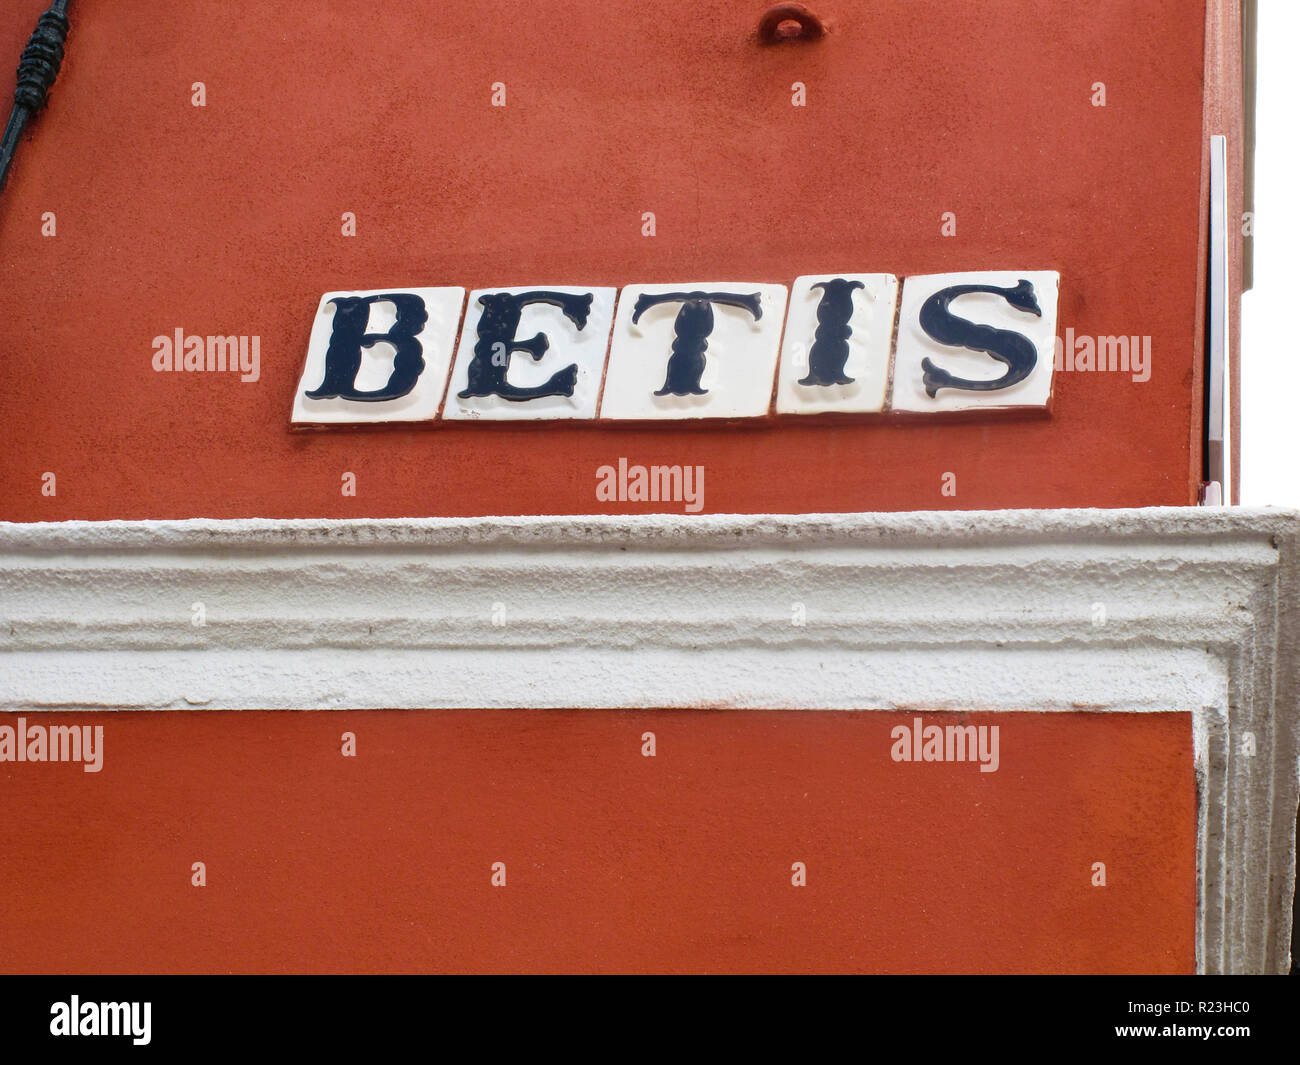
xmin=292 ymin=271 xmax=1060 ymax=426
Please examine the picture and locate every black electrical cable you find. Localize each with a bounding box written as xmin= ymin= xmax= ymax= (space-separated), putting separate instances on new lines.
xmin=0 ymin=0 xmax=72 ymax=194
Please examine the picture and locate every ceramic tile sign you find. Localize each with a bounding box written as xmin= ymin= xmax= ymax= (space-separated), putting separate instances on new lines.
xmin=291 ymin=288 xmax=465 ymax=424
xmin=443 ymin=286 xmax=618 ymax=421
xmin=290 ymin=272 xmax=1061 ymax=424
xmin=891 ymin=271 xmax=1060 ymax=413
xmin=775 ymin=274 xmax=899 ymax=416
xmin=598 ymin=283 xmax=789 ymax=421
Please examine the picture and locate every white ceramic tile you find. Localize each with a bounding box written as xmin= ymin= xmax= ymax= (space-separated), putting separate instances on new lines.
xmin=291 ymin=287 xmax=464 ymax=425
xmin=890 ymin=271 xmax=1060 ymax=413
xmin=599 ymin=283 xmax=788 ymax=421
xmin=442 ymin=286 xmax=616 ymax=421
xmin=775 ymin=274 xmax=898 ymax=416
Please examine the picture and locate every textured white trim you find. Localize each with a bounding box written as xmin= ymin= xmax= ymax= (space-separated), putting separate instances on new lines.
xmin=1 ymin=507 xmax=1297 ymax=974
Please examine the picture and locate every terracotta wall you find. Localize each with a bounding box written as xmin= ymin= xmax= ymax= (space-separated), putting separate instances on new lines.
xmin=0 ymin=0 xmax=1208 ymax=520
xmin=0 ymin=1 xmax=1209 ymax=975
xmin=0 ymin=709 xmax=1196 ymax=974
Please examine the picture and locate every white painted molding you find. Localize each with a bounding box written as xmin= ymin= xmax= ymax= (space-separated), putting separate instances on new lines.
xmin=1 ymin=507 xmax=1297 ymax=974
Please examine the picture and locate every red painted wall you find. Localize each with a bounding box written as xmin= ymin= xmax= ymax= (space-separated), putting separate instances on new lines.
xmin=0 ymin=2 xmax=1208 ymax=975
xmin=0 ymin=0 xmax=1208 ymax=520
xmin=0 ymin=709 xmax=1196 ymax=974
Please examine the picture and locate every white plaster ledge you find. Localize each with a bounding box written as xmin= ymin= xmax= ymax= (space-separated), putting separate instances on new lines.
xmin=0 ymin=506 xmax=1296 ymax=974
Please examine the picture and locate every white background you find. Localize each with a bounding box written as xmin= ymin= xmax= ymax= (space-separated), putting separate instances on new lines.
xmin=1241 ymin=1 xmax=1300 ymax=506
